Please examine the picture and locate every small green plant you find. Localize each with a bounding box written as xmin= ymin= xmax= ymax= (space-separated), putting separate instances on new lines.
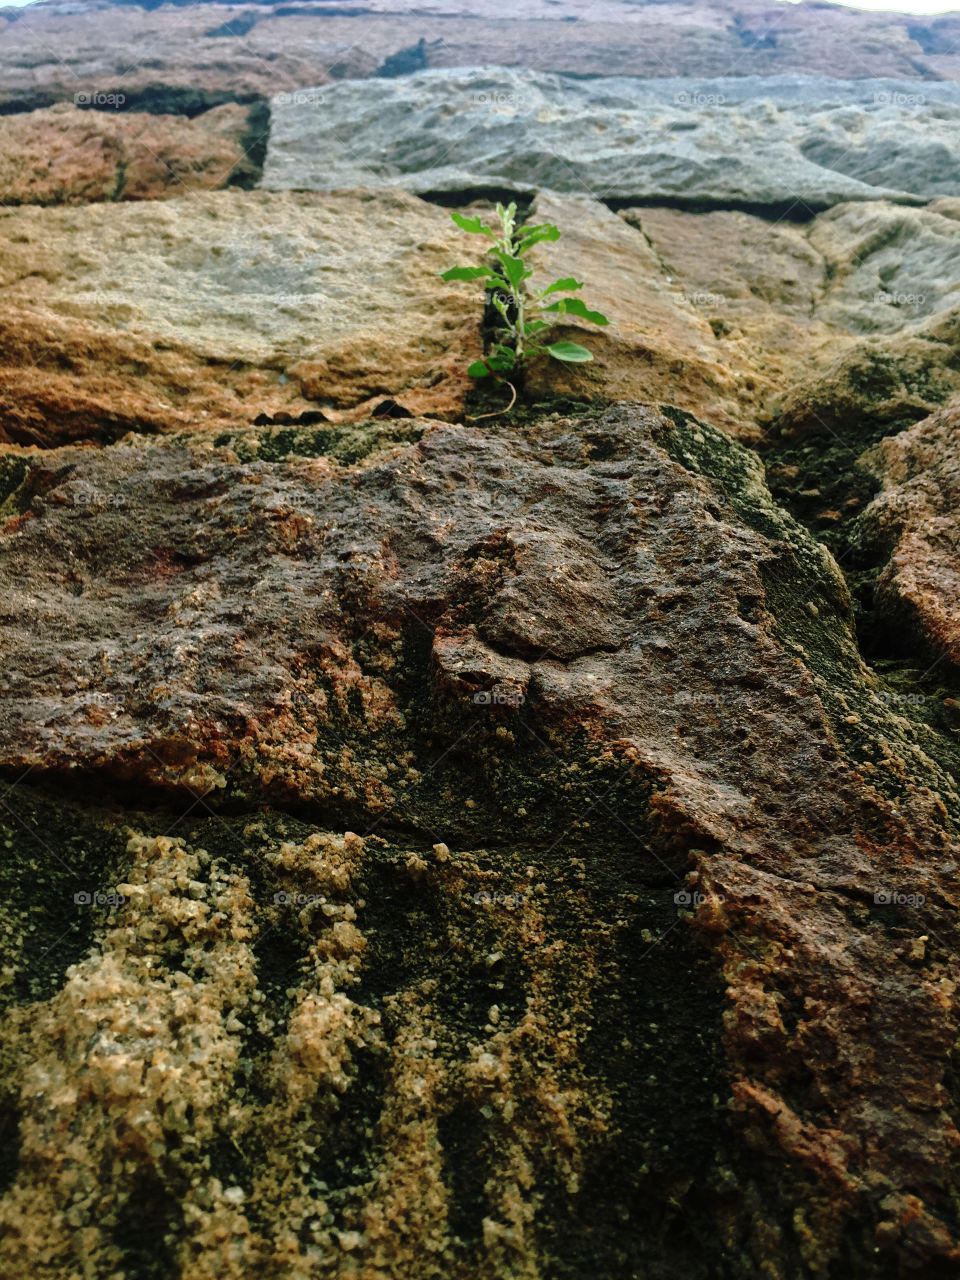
xmin=441 ymin=201 xmax=610 ymax=391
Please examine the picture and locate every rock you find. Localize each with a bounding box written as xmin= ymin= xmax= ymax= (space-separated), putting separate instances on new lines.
xmin=5 ymin=182 xmax=959 ymax=448
xmin=0 ymin=188 xmax=484 ymax=445
xmin=0 ymin=102 xmax=258 ymax=205
xmin=809 ymin=199 xmax=960 ymax=334
xmin=475 ymin=193 xmax=960 ymax=438
xmin=0 ymin=4 xmax=376 ymax=112
xmin=261 ymin=69 xmax=960 ymax=207
xmin=0 ymin=403 xmax=959 ymax=1277
xmin=519 ymin=191 xmax=831 ymax=438
xmin=856 ymin=405 xmax=960 ymax=670
xmin=5 ymin=0 xmax=960 ymax=113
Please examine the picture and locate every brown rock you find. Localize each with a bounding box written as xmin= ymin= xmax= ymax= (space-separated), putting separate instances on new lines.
xmin=1 ymin=404 xmax=959 ymax=1276
xmin=0 ymin=102 xmax=257 ymax=205
xmin=858 ymin=405 xmax=960 ymax=670
xmin=0 ymin=188 xmax=484 ymax=445
xmin=2 ymin=0 xmax=958 ymax=112
xmin=515 ymin=194 xmax=960 ymax=441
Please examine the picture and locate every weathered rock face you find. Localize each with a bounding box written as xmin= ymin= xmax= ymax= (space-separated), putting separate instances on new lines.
xmin=0 ymin=102 xmax=259 ymax=204
xmin=3 ymin=3 xmax=960 ymax=1275
xmin=497 ymin=192 xmax=960 ymax=440
xmin=0 ymin=3 xmax=373 ymax=112
xmin=261 ymin=69 xmax=960 ymax=209
xmin=0 ymin=403 xmax=959 ymax=1277
xmin=855 ymin=405 xmax=960 ymax=671
xmin=5 ymin=184 xmax=960 ymax=450
xmin=5 ymin=0 xmax=960 ymax=114
xmin=0 ymin=188 xmax=484 ymax=445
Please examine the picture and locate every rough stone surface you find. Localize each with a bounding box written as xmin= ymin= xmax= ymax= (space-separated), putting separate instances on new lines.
xmin=6 ymin=0 xmax=960 ymax=113
xmin=856 ymin=405 xmax=960 ymax=671
xmin=0 ymin=404 xmax=959 ymax=1277
xmin=0 ymin=102 xmax=258 ymax=205
xmin=261 ymin=69 xmax=960 ymax=208
xmin=7 ymin=185 xmax=960 ymax=449
xmin=495 ymin=192 xmax=960 ymax=439
xmin=4 ymin=4 xmax=960 ymax=1274
xmin=0 ymin=188 xmax=484 ymax=444
xmin=0 ymin=3 xmax=370 ymax=112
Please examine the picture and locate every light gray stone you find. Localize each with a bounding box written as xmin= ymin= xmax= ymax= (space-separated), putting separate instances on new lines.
xmin=261 ymin=69 xmax=960 ymax=208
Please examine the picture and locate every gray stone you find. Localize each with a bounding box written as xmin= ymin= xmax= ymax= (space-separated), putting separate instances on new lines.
xmin=261 ymin=69 xmax=960 ymax=208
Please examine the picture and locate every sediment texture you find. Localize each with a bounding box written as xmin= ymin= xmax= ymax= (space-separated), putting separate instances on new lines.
xmin=0 ymin=405 xmax=959 ymax=1278
xmin=3 ymin=2 xmax=960 ymax=1277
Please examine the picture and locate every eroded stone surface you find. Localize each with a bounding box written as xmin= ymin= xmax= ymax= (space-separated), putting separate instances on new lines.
xmin=0 ymin=102 xmax=259 ymax=204
xmin=501 ymin=193 xmax=960 ymax=439
xmin=1 ymin=405 xmax=959 ymax=1276
xmin=8 ymin=184 xmax=960 ymax=449
xmin=0 ymin=188 xmax=483 ymax=444
xmin=6 ymin=0 xmax=960 ymax=113
xmin=261 ymin=69 xmax=960 ymax=207
xmin=857 ymin=405 xmax=960 ymax=671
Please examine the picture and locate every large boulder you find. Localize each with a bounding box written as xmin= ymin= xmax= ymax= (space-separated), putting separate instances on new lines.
xmin=0 ymin=102 xmax=259 ymax=205
xmin=261 ymin=69 xmax=960 ymax=208
xmin=0 ymin=404 xmax=959 ymax=1278
xmin=0 ymin=188 xmax=484 ymax=445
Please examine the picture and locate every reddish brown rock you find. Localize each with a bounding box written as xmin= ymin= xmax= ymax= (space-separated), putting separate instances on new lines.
xmin=0 ymin=188 xmax=484 ymax=445
xmin=858 ymin=405 xmax=960 ymax=671
xmin=0 ymin=404 xmax=959 ymax=1276
xmin=0 ymin=102 xmax=258 ymax=205
xmin=2 ymin=0 xmax=958 ymax=113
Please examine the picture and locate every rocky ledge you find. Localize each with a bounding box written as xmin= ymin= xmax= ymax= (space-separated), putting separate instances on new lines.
xmin=0 ymin=402 xmax=959 ymax=1279
xmin=262 ymin=70 xmax=960 ymax=210
xmin=3 ymin=2 xmax=960 ymax=1277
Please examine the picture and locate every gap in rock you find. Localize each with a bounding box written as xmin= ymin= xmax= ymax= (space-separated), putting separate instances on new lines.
xmin=422 ymin=187 xmax=830 ymax=223
xmin=420 ymin=187 xmax=536 ymax=220
xmin=756 ymin=410 xmax=960 ymax=717
xmin=604 ymin=194 xmax=828 ymax=221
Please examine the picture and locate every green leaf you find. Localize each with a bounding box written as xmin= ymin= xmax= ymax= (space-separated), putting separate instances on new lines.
xmin=515 ymin=223 xmax=561 ymax=254
xmin=545 ymin=341 xmax=594 ymax=363
xmin=468 ymin=347 xmax=515 ymax=378
xmin=541 ymin=298 xmax=611 ymax=326
xmin=489 ymin=345 xmax=516 ymax=369
xmin=440 ymin=265 xmax=497 ymax=282
xmin=451 ymin=211 xmax=497 ymax=238
xmin=492 ymin=251 xmax=529 ymax=290
xmin=524 ymin=319 xmax=549 ymax=336
xmin=541 ymin=277 xmax=584 ymax=296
